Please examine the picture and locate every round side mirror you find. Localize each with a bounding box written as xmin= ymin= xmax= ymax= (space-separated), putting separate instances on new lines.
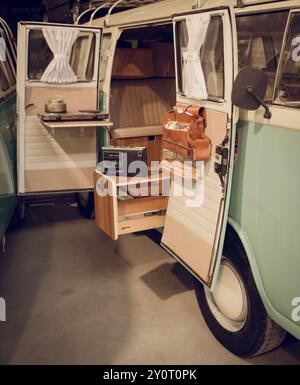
xmin=232 ymin=68 xmax=268 ymax=111
xmin=232 ymin=68 xmax=271 ymax=119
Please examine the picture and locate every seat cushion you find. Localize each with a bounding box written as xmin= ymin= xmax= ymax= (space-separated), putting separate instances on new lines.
xmin=111 ymin=125 xmax=163 ymax=139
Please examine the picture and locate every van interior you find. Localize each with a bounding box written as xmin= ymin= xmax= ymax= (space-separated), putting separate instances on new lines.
xmin=108 ymin=24 xmax=176 ymax=164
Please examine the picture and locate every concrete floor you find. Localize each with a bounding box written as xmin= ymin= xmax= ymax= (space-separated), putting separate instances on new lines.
xmin=0 ymin=197 xmax=299 ymax=365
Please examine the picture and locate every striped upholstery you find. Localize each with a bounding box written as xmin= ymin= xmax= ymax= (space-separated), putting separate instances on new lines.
xmin=110 ymin=78 xmax=176 ymax=138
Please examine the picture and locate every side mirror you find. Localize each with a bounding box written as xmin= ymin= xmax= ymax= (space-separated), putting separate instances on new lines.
xmin=232 ymin=68 xmax=272 ymax=119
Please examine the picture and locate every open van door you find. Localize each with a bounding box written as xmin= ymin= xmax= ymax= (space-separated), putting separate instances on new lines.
xmin=16 ymin=22 xmax=106 ymax=194
xmin=161 ymin=7 xmax=237 ymax=287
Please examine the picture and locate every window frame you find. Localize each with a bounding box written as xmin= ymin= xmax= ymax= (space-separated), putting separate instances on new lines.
xmin=174 ymin=13 xmax=226 ymax=104
xmin=236 ymin=9 xmax=289 ymax=106
xmin=24 ymin=24 xmax=101 ymax=88
xmin=69 ymin=31 xmax=96 ymax=82
xmin=173 ymin=8 xmax=235 ymax=115
xmin=273 ymin=8 xmax=300 ymax=107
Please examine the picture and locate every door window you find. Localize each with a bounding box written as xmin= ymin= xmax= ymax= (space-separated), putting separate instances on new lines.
xmin=176 ymin=14 xmax=224 ymax=100
xmin=236 ymin=11 xmax=289 ymax=102
xmin=27 ymin=28 xmax=97 ymax=83
xmin=275 ymin=12 xmax=300 ymax=107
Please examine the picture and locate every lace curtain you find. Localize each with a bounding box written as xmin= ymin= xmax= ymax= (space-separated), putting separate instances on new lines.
xmin=41 ymin=28 xmax=79 ymax=84
xmin=182 ymin=14 xmax=210 ymax=100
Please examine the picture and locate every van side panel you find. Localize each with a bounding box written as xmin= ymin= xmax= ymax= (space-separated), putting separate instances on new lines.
xmin=229 ymin=118 xmax=300 ymax=339
xmin=0 ymin=94 xmax=17 ymax=239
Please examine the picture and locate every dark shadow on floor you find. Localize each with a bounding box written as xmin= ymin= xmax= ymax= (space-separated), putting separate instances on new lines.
xmin=114 ymin=230 xmax=167 ymax=267
xmin=22 ymin=194 xmax=81 ymax=227
xmin=281 ymin=334 xmax=300 ymax=362
xmin=140 ymin=262 xmax=194 ymax=300
xmin=134 ymin=229 xmax=162 ymax=246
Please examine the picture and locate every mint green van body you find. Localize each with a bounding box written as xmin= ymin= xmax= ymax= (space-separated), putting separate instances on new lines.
xmin=230 ymin=114 xmax=300 ymax=339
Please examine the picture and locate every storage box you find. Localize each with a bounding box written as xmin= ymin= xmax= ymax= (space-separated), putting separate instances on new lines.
xmin=151 ymin=43 xmax=175 ymax=78
xmin=112 ymin=48 xmax=154 ymax=78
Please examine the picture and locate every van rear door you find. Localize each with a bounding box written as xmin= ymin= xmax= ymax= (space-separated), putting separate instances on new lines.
xmin=16 ymin=22 xmax=105 ymax=194
xmin=161 ymin=7 xmax=238 ymax=287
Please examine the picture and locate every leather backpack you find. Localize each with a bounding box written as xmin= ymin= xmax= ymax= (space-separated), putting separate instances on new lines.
xmin=162 ymin=105 xmax=211 ymax=161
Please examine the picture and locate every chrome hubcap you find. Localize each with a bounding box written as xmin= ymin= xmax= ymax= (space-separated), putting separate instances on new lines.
xmin=204 ymin=258 xmax=248 ymax=332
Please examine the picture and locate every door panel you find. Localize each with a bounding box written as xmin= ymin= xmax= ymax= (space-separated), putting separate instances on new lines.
xmin=16 ymin=22 xmax=102 ymax=194
xmin=162 ymin=8 xmax=236 ymax=286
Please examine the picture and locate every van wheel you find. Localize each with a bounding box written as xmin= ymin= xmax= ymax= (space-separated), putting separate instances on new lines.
xmin=194 ymin=231 xmax=286 ymax=357
xmin=9 ymin=198 xmax=25 ymax=229
xmin=75 ymin=192 xmax=95 ymax=219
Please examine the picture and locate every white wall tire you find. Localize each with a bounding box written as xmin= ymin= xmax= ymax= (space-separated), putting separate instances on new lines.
xmin=194 ymin=226 xmax=286 ymax=357
xmin=204 ymin=258 xmax=248 ymax=333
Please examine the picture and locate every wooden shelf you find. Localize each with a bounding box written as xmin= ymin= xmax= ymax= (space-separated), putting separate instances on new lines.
xmin=40 ymin=119 xmax=113 ymax=139
xmin=41 ymin=120 xmax=113 ymax=130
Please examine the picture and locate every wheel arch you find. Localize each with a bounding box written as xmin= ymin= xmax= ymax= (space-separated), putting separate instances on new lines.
xmin=215 ymin=216 xmax=300 ymax=339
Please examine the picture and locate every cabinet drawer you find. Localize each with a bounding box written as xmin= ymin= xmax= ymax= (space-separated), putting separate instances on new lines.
xmin=94 ymin=171 xmax=168 ymax=240
xmin=118 ymin=214 xmax=166 ymax=235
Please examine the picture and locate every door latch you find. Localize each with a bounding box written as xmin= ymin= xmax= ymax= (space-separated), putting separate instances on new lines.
xmin=214 ymin=136 xmax=229 ymax=189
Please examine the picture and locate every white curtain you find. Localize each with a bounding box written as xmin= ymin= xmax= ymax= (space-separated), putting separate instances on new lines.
xmin=41 ymin=28 xmax=79 ymax=84
xmin=182 ymin=14 xmax=210 ymax=100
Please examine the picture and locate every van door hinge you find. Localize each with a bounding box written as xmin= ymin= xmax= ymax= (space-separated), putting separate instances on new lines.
xmin=214 ymin=136 xmax=229 ymax=189
xmin=226 ymin=119 xmax=232 ymax=132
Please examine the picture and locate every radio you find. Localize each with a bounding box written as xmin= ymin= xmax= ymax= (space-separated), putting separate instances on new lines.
xmin=99 ymin=146 xmax=148 ymax=177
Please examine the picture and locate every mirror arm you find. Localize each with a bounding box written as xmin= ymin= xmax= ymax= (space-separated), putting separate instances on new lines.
xmin=247 ymin=86 xmax=272 ymax=119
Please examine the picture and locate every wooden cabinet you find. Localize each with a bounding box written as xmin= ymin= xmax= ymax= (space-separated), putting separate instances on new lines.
xmin=94 ymin=171 xmax=168 ymax=240
xmin=112 ymin=48 xmax=154 ymax=78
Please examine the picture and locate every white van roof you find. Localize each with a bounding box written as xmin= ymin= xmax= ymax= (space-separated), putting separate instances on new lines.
xmin=89 ymin=0 xmax=292 ymax=28
xmin=90 ymin=0 xmax=234 ymax=27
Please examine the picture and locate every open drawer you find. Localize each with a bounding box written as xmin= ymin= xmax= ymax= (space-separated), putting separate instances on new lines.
xmin=94 ymin=170 xmax=169 ymax=240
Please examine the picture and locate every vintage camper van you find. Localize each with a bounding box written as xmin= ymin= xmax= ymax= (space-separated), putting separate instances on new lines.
xmin=0 ymin=17 xmax=23 ymax=249
xmin=16 ymin=0 xmax=300 ymax=357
